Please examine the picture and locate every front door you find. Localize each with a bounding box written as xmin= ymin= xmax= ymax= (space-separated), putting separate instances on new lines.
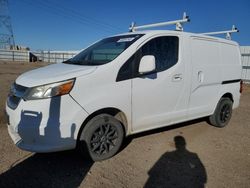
xmin=132 ymin=36 xmax=188 ymax=132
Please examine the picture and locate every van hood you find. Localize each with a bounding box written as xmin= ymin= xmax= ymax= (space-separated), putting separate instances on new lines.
xmin=16 ymin=63 xmax=97 ymax=87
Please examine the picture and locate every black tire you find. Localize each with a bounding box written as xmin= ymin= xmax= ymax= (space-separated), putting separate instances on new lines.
xmin=78 ymin=114 xmax=124 ymax=161
xmin=208 ymin=97 xmax=233 ymax=128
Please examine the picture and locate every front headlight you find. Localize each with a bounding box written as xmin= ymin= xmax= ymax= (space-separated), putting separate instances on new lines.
xmin=23 ymin=79 xmax=75 ymax=100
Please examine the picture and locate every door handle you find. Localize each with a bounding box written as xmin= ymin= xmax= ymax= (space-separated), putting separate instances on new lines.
xmin=172 ymin=74 xmax=183 ymax=82
xmin=198 ymin=71 xmax=204 ymax=83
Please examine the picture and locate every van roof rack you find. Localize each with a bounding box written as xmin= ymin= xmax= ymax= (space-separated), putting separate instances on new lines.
xmin=129 ymin=14 xmax=239 ymax=40
xmin=129 ymin=12 xmax=190 ymax=32
xmin=200 ymin=25 xmax=239 ymax=40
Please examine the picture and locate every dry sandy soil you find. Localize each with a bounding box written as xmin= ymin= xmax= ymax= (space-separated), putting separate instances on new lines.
xmin=0 ymin=61 xmax=249 ymax=188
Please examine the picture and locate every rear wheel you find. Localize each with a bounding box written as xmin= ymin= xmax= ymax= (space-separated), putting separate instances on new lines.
xmin=78 ymin=114 xmax=124 ymax=161
xmin=208 ymin=97 xmax=233 ymax=128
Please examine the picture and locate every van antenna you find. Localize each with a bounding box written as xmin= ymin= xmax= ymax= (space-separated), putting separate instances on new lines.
xmin=129 ymin=12 xmax=190 ymax=32
xmin=201 ymin=25 xmax=239 ymax=40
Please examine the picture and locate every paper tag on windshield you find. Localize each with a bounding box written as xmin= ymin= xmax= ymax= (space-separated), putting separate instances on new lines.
xmin=117 ymin=37 xmax=135 ymax=42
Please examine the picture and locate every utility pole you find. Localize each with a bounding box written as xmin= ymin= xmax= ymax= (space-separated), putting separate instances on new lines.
xmin=0 ymin=0 xmax=15 ymax=49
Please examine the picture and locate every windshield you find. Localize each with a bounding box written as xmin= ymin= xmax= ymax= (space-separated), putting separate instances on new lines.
xmin=63 ymin=34 xmax=144 ymax=66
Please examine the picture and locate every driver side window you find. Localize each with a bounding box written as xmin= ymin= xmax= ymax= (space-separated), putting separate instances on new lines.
xmin=140 ymin=36 xmax=179 ymax=72
xmin=116 ymin=36 xmax=179 ymax=82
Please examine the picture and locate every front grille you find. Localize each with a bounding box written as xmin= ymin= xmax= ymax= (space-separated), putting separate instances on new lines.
xmin=7 ymin=83 xmax=28 ymax=110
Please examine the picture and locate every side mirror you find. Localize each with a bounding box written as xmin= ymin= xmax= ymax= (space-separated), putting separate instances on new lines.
xmin=139 ymin=55 xmax=156 ymax=74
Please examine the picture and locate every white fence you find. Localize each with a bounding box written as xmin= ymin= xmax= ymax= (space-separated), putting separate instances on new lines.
xmin=0 ymin=49 xmax=78 ymax=63
xmin=0 ymin=49 xmax=29 ymax=62
xmin=240 ymin=46 xmax=250 ymax=83
xmin=32 ymin=51 xmax=78 ymax=63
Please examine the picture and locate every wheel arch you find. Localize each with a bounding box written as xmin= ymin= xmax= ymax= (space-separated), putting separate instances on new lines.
xmin=76 ymin=107 xmax=128 ymax=144
xmin=221 ymin=92 xmax=234 ymax=102
xmin=210 ymin=92 xmax=234 ymax=116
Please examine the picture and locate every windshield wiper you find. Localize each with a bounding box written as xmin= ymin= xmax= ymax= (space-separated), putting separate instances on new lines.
xmin=63 ymin=60 xmax=85 ymax=65
xmin=63 ymin=59 xmax=104 ymax=66
xmin=62 ymin=60 xmax=72 ymax=64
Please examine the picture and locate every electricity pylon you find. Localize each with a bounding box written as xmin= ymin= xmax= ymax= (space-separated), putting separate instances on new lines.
xmin=0 ymin=0 xmax=15 ymax=49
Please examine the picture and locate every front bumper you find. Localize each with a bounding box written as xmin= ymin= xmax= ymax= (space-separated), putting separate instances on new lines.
xmin=5 ymin=95 xmax=88 ymax=153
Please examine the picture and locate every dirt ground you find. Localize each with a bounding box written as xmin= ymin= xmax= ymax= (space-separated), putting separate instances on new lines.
xmin=0 ymin=61 xmax=249 ymax=188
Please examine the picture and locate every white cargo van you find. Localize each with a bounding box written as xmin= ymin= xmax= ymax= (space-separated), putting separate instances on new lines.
xmin=5 ymin=25 xmax=242 ymax=161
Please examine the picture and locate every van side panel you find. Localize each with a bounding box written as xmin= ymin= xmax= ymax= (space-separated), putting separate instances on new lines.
xmin=188 ymin=37 xmax=221 ymax=118
xmin=219 ymin=42 xmax=242 ymax=82
xmin=217 ymin=42 xmax=241 ymax=109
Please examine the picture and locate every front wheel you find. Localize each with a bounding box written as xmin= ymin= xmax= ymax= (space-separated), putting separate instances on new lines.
xmin=78 ymin=114 xmax=124 ymax=161
xmin=208 ymin=97 xmax=233 ymax=128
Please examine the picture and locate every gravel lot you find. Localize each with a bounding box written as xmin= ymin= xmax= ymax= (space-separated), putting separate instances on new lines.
xmin=0 ymin=61 xmax=249 ymax=188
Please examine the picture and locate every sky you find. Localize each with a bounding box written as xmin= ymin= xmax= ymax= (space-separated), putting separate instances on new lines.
xmin=5 ymin=0 xmax=250 ymax=51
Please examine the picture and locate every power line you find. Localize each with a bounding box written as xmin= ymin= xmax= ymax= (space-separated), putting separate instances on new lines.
xmin=42 ymin=0 xmax=123 ymax=32
xmin=21 ymin=0 xmax=123 ymax=34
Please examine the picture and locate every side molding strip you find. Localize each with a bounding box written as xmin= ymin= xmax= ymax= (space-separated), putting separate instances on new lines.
xmin=222 ymin=79 xmax=241 ymax=84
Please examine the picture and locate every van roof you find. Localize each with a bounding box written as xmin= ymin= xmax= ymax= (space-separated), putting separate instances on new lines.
xmin=115 ymin=30 xmax=239 ymax=46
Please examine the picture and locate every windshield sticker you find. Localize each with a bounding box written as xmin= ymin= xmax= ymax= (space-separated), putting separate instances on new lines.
xmin=117 ymin=37 xmax=135 ymax=43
